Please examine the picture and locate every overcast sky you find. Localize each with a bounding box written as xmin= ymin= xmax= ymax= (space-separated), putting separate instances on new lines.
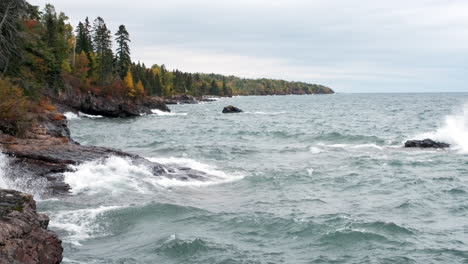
xmin=30 ymin=0 xmax=468 ymax=93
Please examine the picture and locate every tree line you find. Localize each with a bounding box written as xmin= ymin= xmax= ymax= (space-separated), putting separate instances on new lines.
xmin=0 ymin=0 xmax=333 ymax=101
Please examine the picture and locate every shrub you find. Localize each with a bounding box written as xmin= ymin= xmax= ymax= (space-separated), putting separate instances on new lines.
xmin=0 ymin=79 xmax=33 ymax=136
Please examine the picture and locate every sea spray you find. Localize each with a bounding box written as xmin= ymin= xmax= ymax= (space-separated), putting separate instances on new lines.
xmin=416 ymin=103 xmax=468 ymax=153
xmin=63 ymin=156 xmax=155 ymax=195
xmin=147 ymin=157 xmax=244 ymax=187
xmin=0 ymin=153 xmax=10 ymax=189
xmin=63 ymin=156 xmax=244 ymax=195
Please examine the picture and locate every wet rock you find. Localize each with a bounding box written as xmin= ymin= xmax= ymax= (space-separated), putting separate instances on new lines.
xmin=222 ymin=105 xmax=243 ymax=113
xmin=0 ymin=108 xmax=210 ymax=196
xmin=164 ymin=94 xmax=199 ymax=105
xmin=0 ymin=189 xmax=63 ymax=263
xmin=51 ymin=88 xmax=170 ymax=118
xmin=404 ymin=139 xmax=450 ymax=149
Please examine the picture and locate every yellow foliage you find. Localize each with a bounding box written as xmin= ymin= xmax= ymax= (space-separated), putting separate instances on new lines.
xmin=62 ymin=60 xmax=72 ymax=73
xmin=124 ymin=71 xmax=136 ymax=97
xmin=135 ymin=81 xmax=145 ymax=97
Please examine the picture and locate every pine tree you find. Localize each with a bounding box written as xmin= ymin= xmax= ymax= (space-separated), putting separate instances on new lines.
xmin=0 ymin=0 xmax=28 ymax=76
xmin=93 ymin=17 xmax=113 ymax=85
xmin=210 ymin=80 xmax=219 ymax=95
xmin=115 ymin=25 xmax=131 ymax=79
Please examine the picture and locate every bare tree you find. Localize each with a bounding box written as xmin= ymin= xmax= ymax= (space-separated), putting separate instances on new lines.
xmin=0 ymin=0 xmax=28 ymax=76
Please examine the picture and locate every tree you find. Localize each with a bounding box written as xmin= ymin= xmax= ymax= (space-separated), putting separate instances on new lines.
xmin=135 ymin=80 xmax=144 ymax=97
xmin=73 ymin=51 xmax=90 ymax=81
xmin=115 ymin=25 xmax=131 ymax=79
xmin=124 ymin=70 xmax=136 ymax=97
xmin=0 ymin=0 xmax=28 ymax=76
xmin=209 ymin=79 xmax=219 ymax=95
xmin=93 ymin=17 xmax=113 ymax=85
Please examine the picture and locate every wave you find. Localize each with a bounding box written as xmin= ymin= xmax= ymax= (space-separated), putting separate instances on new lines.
xmin=413 ymin=103 xmax=468 ymax=153
xmin=154 ymin=236 xmax=220 ymax=258
xmin=63 ymin=156 xmax=155 ymax=195
xmin=0 ymin=153 xmax=10 ymax=189
xmin=63 ymin=156 xmax=244 ymax=195
xmin=47 ymin=205 xmax=124 ymax=246
xmin=64 ymin=112 xmax=104 ymax=120
xmin=151 ymin=109 xmax=188 ymax=116
xmin=315 ymin=143 xmax=384 ymax=151
xmin=0 ymin=153 xmax=48 ymax=198
xmin=147 ymin=157 xmax=244 ymax=187
xmin=244 ymin=111 xmax=286 ymax=115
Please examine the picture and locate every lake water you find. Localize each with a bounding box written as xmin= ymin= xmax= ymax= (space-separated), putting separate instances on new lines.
xmin=3 ymin=93 xmax=468 ymax=263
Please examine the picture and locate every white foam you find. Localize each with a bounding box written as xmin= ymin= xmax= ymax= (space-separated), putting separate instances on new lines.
xmin=64 ymin=112 xmax=79 ymax=120
xmin=414 ymin=103 xmax=468 ymax=153
xmin=307 ymin=168 xmax=314 ymax=176
xmin=147 ymin=157 xmax=244 ymax=187
xmin=48 ymin=205 xmax=123 ymax=246
xmin=309 ymin=146 xmax=322 ymax=154
xmin=151 ymin=109 xmax=188 ymax=116
xmin=63 ymin=156 xmax=155 ymax=195
xmin=64 ymin=112 xmax=103 ymax=120
xmin=0 ymin=153 xmax=10 ymax=189
xmin=79 ymin=112 xmax=103 ymax=119
xmin=316 ymin=143 xmax=383 ymax=150
xmin=63 ymin=156 xmax=243 ymax=194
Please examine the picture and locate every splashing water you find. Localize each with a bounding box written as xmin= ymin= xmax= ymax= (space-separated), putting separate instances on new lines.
xmin=0 ymin=153 xmax=10 ymax=189
xmin=417 ymin=103 xmax=468 ymax=153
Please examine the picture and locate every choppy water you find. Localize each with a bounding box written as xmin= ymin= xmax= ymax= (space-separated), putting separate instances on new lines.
xmin=2 ymin=93 xmax=468 ymax=263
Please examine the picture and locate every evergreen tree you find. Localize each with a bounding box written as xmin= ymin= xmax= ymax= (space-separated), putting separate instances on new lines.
xmin=209 ymin=80 xmax=219 ymax=95
xmin=92 ymin=17 xmax=113 ymax=85
xmin=0 ymin=0 xmax=28 ymax=76
xmin=115 ymin=25 xmax=131 ymax=79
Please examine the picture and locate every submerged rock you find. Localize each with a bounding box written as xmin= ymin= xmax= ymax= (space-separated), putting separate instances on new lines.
xmin=222 ymin=105 xmax=243 ymax=113
xmin=404 ymin=139 xmax=450 ymax=149
xmin=0 ymin=189 xmax=63 ymax=263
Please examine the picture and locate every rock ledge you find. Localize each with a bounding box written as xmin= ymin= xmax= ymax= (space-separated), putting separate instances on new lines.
xmin=0 ymin=189 xmax=63 ymax=264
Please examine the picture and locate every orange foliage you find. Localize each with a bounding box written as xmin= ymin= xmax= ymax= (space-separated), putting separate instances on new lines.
xmin=24 ymin=20 xmax=37 ymax=30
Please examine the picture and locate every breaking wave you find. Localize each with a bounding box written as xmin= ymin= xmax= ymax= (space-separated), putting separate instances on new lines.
xmin=147 ymin=157 xmax=244 ymax=187
xmin=64 ymin=112 xmax=104 ymax=120
xmin=415 ymin=103 xmax=468 ymax=153
xmin=63 ymin=156 xmax=244 ymax=195
xmin=151 ymin=109 xmax=188 ymax=116
xmin=47 ymin=205 xmax=123 ymax=246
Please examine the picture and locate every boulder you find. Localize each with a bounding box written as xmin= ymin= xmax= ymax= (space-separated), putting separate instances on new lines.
xmin=404 ymin=139 xmax=450 ymax=149
xmin=0 ymin=189 xmax=63 ymax=264
xmin=222 ymin=105 xmax=243 ymax=113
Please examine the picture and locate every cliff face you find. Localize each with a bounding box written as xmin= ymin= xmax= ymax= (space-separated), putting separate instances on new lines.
xmin=51 ymin=86 xmax=170 ymax=117
xmin=0 ymin=189 xmax=62 ymax=264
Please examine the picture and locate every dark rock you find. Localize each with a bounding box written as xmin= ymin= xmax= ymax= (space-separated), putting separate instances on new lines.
xmin=0 ymin=108 xmax=213 ymax=197
xmin=199 ymin=96 xmax=220 ymax=102
xmin=222 ymin=105 xmax=243 ymax=113
xmin=0 ymin=189 xmax=63 ymax=263
xmin=51 ymin=88 xmax=170 ymax=118
xmin=404 ymin=139 xmax=450 ymax=149
xmin=164 ymin=94 xmax=199 ymax=105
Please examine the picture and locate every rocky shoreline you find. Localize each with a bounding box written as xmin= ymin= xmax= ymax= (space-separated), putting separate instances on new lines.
xmin=0 ymin=94 xmax=218 ymax=263
xmin=0 ymin=189 xmax=62 ymax=263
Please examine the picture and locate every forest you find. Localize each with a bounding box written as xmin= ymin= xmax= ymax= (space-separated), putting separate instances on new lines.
xmin=0 ymin=0 xmax=333 ymax=99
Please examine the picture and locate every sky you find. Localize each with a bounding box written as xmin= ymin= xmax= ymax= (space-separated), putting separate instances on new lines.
xmin=30 ymin=0 xmax=468 ymax=93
